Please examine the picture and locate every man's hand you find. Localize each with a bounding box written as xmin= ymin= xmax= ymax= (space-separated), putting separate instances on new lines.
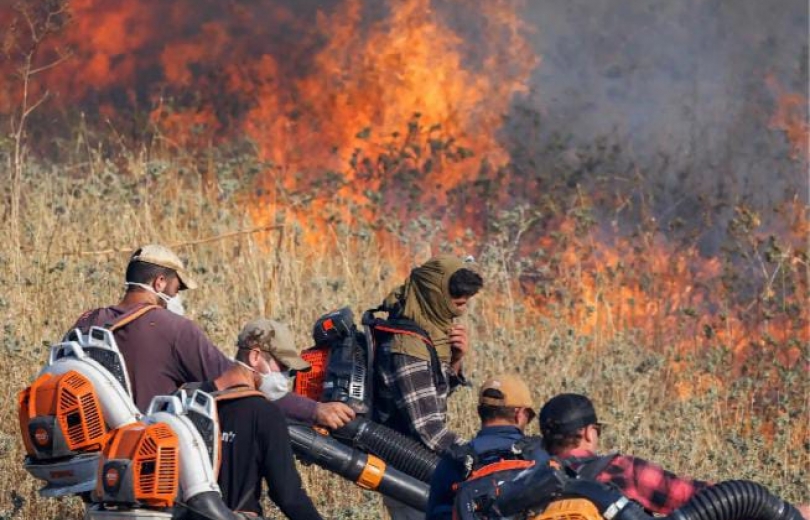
xmin=449 ymin=323 xmax=468 ymax=372
xmin=314 ymin=401 xmax=356 ymax=429
xmin=796 ymin=503 xmax=810 ymax=520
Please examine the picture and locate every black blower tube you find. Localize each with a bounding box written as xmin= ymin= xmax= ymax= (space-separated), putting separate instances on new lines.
xmin=333 ymin=417 xmax=440 ymax=482
xmin=496 ymin=474 xmax=804 ymax=520
xmin=288 ymin=423 xmax=430 ymax=512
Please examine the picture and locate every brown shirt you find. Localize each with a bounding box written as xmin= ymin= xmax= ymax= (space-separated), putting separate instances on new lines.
xmin=70 ymin=304 xmax=233 ymax=412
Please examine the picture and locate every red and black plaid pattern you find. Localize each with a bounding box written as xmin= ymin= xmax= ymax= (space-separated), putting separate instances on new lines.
xmin=563 ymin=449 xmax=710 ymax=514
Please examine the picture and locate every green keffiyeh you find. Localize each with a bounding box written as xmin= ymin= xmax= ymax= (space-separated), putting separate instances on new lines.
xmin=382 ymin=255 xmax=473 ymax=362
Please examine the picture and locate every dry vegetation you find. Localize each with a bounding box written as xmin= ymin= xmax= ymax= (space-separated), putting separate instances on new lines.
xmin=0 ymin=140 xmax=807 ymax=520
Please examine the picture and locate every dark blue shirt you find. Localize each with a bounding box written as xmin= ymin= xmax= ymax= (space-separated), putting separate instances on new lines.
xmin=426 ymin=425 xmax=548 ymax=520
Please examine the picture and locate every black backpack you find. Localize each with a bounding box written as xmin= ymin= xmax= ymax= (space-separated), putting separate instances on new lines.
xmin=450 ymin=437 xmax=551 ymax=520
xmin=451 ymin=444 xmax=616 ymax=520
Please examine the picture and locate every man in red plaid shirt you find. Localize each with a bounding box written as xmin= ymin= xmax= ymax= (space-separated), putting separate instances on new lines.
xmin=539 ymin=393 xmax=709 ymax=514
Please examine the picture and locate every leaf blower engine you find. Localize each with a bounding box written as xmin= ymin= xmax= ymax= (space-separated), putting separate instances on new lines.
xmin=291 ymin=308 xmax=441 ymax=512
xmin=18 ymin=327 xmax=244 ymax=520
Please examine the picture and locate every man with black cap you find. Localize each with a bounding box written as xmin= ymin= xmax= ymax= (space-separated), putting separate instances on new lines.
xmin=539 ymin=393 xmax=710 ymax=515
xmin=190 ymin=318 xmax=326 ymax=519
xmin=426 ymin=374 xmax=546 ymax=520
xmin=68 ymin=244 xmax=232 ymax=411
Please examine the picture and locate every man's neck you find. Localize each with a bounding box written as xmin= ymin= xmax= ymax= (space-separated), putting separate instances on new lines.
xmin=482 ymin=419 xmax=521 ymax=429
xmin=120 ymin=291 xmax=158 ymax=307
xmin=215 ymin=363 xmax=256 ymax=391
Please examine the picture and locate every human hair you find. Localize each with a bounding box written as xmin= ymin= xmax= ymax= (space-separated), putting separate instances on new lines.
xmin=448 ymin=268 xmax=484 ymax=298
xmin=125 ymin=260 xmax=178 ymax=289
xmin=234 ymin=348 xmax=251 ymax=364
xmin=541 ymin=431 xmax=583 ymax=455
xmin=477 ymin=388 xmax=518 ymax=424
xmin=477 ymin=404 xmax=518 ymax=423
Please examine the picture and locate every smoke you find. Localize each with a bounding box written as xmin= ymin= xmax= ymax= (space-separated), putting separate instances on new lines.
xmin=509 ymin=0 xmax=808 ymax=238
xmin=2 ymin=0 xmax=807 ymax=240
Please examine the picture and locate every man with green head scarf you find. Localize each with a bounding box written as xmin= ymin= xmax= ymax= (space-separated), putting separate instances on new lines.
xmin=373 ymin=255 xmax=484 ymax=520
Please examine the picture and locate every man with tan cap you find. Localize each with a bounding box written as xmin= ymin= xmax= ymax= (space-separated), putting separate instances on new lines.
xmin=68 ymin=244 xmax=232 ymax=411
xmin=231 ymin=318 xmax=355 ymax=429
xmin=189 ymin=318 xmax=327 ymax=519
xmin=425 ymin=374 xmax=545 ymax=520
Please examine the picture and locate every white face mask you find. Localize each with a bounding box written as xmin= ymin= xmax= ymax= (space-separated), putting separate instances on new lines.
xmin=235 ymin=360 xmax=289 ymax=401
xmin=258 ymin=371 xmax=290 ymax=401
xmin=125 ymin=282 xmax=185 ymax=316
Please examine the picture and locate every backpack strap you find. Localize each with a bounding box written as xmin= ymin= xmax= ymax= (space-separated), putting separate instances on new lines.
xmin=180 ymin=382 xmax=265 ymax=402
xmin=448 ymin=440 xmax=534 ymax=480
xmin=212 ymin=385 xmax=265 ymax=402
xmin=466 ymin=459 xmax=536 ymax=482
xmin=368 ymin=313 xmax=446 ymax=389
xmin=106 ymin=304 xmax=161 ymax=332
xmin=446 ymin=443 xmax=480 ymax=478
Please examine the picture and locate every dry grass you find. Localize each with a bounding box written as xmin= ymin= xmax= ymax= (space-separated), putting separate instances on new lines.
xmin=0 ymin=145 xmax=806 ymax=520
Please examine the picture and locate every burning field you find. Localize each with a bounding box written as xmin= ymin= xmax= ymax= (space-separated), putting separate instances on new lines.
xmin=0 ymin=0 xmax=807 ymax=517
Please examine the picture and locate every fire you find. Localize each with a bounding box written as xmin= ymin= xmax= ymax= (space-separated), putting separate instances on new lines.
xmin=1 ymin=1 xmax=805 ymax=419
xmin=766 ymin=75 xmax=809 ymax=162
xmin=1 ymin=0 xmax=535 ymax=204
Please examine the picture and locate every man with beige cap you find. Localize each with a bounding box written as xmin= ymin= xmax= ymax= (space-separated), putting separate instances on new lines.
xmin=189 ymin=318 xmax=329 ymax=519
xmin=68 ymin=244 xmax=233 ymax=411
xmin=228 ymin=318 xmax=355 ymax=429
xmin=425 ymin=374 xmax=545 ymax=520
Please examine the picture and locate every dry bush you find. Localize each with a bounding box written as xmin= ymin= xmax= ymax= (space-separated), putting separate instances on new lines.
xmin=0 ymin=140 xmax=806 ymax=519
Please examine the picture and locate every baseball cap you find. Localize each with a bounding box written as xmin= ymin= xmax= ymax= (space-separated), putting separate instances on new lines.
xmin=237 ymin=318 xmax=311 ymax=372
xmin=479 ymin=374 xmax=535 ymax=411
xmin=129 ymin=244 xmax=197 ymax=290
xmin=539 ymin=393 xmax=599 ymax=437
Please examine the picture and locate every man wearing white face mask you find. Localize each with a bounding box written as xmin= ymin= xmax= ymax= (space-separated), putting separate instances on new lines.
xmin=231 ymin=318 xmax=356 ymax=429
xmin=68 ymin=244 xmax=233 ymax=412
xmin=190 ymin=318 xmax=328 ymax=518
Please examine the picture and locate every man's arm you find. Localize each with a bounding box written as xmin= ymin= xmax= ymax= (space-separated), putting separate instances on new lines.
xmin=274 ymin=392 xmax=355 ymax=429
xmin=426 ymin=456 xmax=464 ymax=520
xmin=392 ymin=354 xmax=462 ymax=453
xmin=173 ymin=318 xmax=234 ymax=382
xmin=257 ymin=402 xmax=323 ymax=520
xmin=599 ymin=454 xmax=710 ymax=515
xmin=274 ymin=392 xmax=318 ymax=424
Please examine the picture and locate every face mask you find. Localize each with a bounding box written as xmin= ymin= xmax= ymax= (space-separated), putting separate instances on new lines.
xmin=235 ymin=360 xmax=290 ymax=401
xmin=258 ymin=371 xmax=290 ymax=401
xmin=125 ymin=282 xmax=185 ymax=316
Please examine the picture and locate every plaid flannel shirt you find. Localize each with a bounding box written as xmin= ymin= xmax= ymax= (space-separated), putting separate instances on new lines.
xmin=563 ymin=448 xmax=710 ymax=515
xmin=376 ymin=352 xmax=467 ymax=453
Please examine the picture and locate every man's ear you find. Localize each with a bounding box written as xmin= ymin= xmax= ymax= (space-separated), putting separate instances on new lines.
xmin=582 ymin=425 xmax=596 ymax=444
xmin=153 ymin=275 xmax=167 ymax=294
xmin=247 ymin=349 xmax=261 ymax=369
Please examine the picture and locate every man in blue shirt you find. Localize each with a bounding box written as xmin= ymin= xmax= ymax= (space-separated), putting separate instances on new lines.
xmin=426 ymin=374 xmax=543 ymax=520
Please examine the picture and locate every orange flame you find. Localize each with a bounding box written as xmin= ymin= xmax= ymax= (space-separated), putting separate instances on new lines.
xmin=766 ymin=75 xmax=809 ymax=162
xmin=1 ymin=1 xmax=806 ymax=418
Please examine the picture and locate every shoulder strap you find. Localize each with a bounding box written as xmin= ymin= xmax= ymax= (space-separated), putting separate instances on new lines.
xmin=446 ymin=443 xmax=479 ymax=477
xmin=574 ymin=453 xmax=618 ymax=480
xmin=364 ymin=307 xmax=432 ymax=345
xmin=368 ymin=311 xmax=446 ymax=388
xmin=212 ymin=385 xmax=265 ymax=402
xmin=106 ymin=304 xmax=161 ymax=332
xmin=179 ymin=382 xmax=264 ymax=402
xmin=466 ymin=459 xmax=536 ymax=482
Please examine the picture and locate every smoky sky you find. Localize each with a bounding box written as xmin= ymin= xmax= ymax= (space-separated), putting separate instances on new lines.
xmin=509 ymin=0 xmax=808 ymax=219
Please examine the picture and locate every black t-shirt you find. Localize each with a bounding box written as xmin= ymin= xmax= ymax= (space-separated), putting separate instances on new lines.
xmin=212 ymin=386 xmax=322 ymax=519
